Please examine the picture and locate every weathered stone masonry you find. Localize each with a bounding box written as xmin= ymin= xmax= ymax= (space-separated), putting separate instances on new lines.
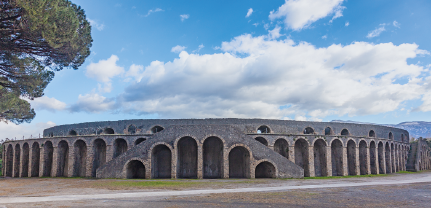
xmin=2 ymin=118 xmax=422 ymax=179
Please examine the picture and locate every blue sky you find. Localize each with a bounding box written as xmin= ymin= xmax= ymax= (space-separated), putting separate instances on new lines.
xmin=3 ymin=0 xmax=431 ymax=139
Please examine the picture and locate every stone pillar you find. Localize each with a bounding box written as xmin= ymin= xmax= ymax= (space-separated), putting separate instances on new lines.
xmin=197 ymin=144 xmax=203 ymax=179
xmin=222 ymin=148 xmax=229 ymax=179
xmin=39 ymin=146 xmax=44 ymax=177
xmin=355 ymin=146 xmax=360 ymax=175
xmin=366 ymin=146 xmax=371 ymax=175
xmin=381 ymin=144 xmax=386 ymax=174
xmin=12 ymin=145 xmax=16 ymax=177
xmin=86 ymin=145 xmax=94 ymax=177
xmin=289 ymin=145 xmax=295 ymax=164
xmin=326 ymin=146 xmax=332 ymax=176
xmin=18 ymin=146 xmax=24 ymax=177
xmin=308 ymin=146 xmax=315 ymax=177
xmin=28 ymin=147 xmax=33 ymax=178
xmin=342 ymin=147 xmax=348 ymax=176
xmin=67 ymin=145 xmax=75 ymax=177
xmin=106 ymin=145 xmax=114 ymax=163
xmin=51 ymin=147 xmax=58 ymax=177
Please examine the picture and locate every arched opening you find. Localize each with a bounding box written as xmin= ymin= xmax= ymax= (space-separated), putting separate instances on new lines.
xmin=378 ymin=142 xmax=384 ymax=174
xmin=401 ymin=134 xmax=405 ymax=142
xmin=22 ymin=143 xmax=29 ymax=177
xmin=151 ymin=126 xmax=164 ymax=133
xmin=389 ymin=132 xmax=394 ymax=140
xmin=134 ymin=138 xmax=146 ymax=146
xmin=331 ymin=139 xmax=343 ymax=176
xmin=341 ymin=129 xmax=349 ymax=136
xmin=128 ymin=125 xmax=136 ymax=134
xmin=57 ymin=141 xmax=69 ymax=177
xmin=255 ymin=137 xmax=268 ymax=146
xmin=229 ymin=146 xmax=250 ymax=178
xmin=69 ymin=130 xmax=77 ymax=136
xmin=274 ymin=139 xmax=289 ymax=159
xmin=255 ymin=161 xmax=276 ymax=178
xmin=13 ymin=144 xmax=21 ymax=177
xmin=391 ymin=143 xmax=395 ymax=173
xmin=369 ymin=130 xmax=375 ymax=137
xmin=113 ymin=138 xmax=128 ymax=158
xmin=43 ymin=141 xmax=53 ymax=177
xmin=203 ymin=137 xmax=223 ymax=179
xmin=304 ymin=127 xmax=314 ymax=134
xmin=325 ymin=127 xmax=334 ymax=135
xmin=257 ymin=125 xmax=270 ymax=134
xmin=31 ymin=142 xmax=40 ymax=177
xmin=385 ymin=142 xmax=391 ymax=173
xmin=151 ymin=144 xmax=171 ymax=178
xmin=294 ymin=138 xmax=309 ymax=177
xmin=370 ymin=141 xmax=377 ymax=174
xmin=6 ymin=144 xmax=13 ymax=177
xmin=177 ymin=137 xmax=198 ymax=178
xmin=92 ymin=139 xmax=107 ymax=177
xmin=314 ymin=139 xmax=327 ymax=177
xmin=126 ymin=160 xmax=145 ymax=179
xmin=73 ymin=140 xmax=87 ymax=177
xmin=103 ymin=128 xmax=115 ymax=134
xmin=359 ymin=140 xmax=368 ymax=175
xmin=347 ymin=140 xmax=356 ymax=176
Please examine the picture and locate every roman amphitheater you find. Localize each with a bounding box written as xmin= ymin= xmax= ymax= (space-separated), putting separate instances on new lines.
xmin=2 ymin=119 xmax=429 ymax=179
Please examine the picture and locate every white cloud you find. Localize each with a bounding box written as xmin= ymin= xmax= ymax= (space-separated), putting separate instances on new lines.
xmin=29 ymin=96 xmax=67 ymax=112
xmin=85 ymin=55 xmax=125 ymax=92
xmin=145 ymin=8 xmax=163 ymax=17
xmin=253 ymin=23 xmax=259 ymax=27
xmin=180 ymin=14 xmax=190 ymax=22
xmin=112 ymin=31 xmax=428 ymax=120
xmin=393 ymin=20 xmax=400 ymax=28
xmin=171 ymin=45 xmax=187 ymax=53
xmin=0 ymin=121 xmax=56 ymax=141
xmin=69 ymin=93 xmax=116 ymax=113
xmin=322 ymin=35 xmax=327 ymax=39
xmin=88 ymin=19 xmax=105 ymax=31
xmin=269 ymin=0 xmax=345 ymax=30
xmin=345 ymin=21 xmax=349 ymax=26
xmin=192 ymin=44 xmax=205 ymax=53
xmin=246 ymin=8 xmax=253 ymax=18
xmin=367 ymin=25 xmax=386 ymax=38
xmin=125 ymin=64 xmax=145 ymax=82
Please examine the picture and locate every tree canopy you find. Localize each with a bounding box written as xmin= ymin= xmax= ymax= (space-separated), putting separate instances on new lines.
xmin=0 ymin=0 xmax=92 ymax=124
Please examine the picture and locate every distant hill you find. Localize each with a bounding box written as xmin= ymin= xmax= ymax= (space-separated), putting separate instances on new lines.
xmin=331 ymin=120 xmax=431 ymax=139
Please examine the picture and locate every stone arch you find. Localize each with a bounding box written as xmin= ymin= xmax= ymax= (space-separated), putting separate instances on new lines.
xmin=324 ymin=127 xmax=334 ymax=135
xmin=31 ymin=142 xmax=40 ymax=177
xmin=127 ymin=124 xmax=137 ymax=134
xmin=389 ymin=132 xmax=394 ymax=140
xmin=92 ymin=139 xmax=107 ymax=177
xmin=151 ymin=144 xmax=172 ymax=178
xmin=22 ymin=143 xmax=30 ymax=177
xmin=341 ymin=129 xmax=349 ymax=136
xmin=203 ymin=136 xmax=223 ymax=179
xmin=347 ymin=140 xmax=357 ymax=175
xmin=255 ymin=161 xmax=276 ymax=178
xmin=6 ymin=144 xmax=13 ymax=177
xmin=69 ymin=130 xmax=77 ymax=136
xmin=134 ymin=138 xmax=146 ymax=146
xmin=229 ymin=146 xmax=250 ymax=178
xmin=385 ymin=142 xmax=391 ymax=173
xmin=257 ymin=125 xmax=271 ymax=134
xmin=14 ymin=143 xmax=20 ymax=177
xmin=126 ymin=160 xmax=145 ymax=179
xmin=274 ymin=138 xmax=289 ymax=159
xmin=331 ymin=139 xmax=343 ymax=176
xmin=313 ymin=139 xmax=327 ymax=177
xmin=73 ymin=140 xmax=87 ymax=177
xmin=255 ymin=136 xmax=268 ymax=146
xmin=369 ymin=140 xmax=377 ymax=174
xmin=303 ymin=127 xmax=314 ymax=134
xmin=294 ymin=138 xmax=310 ymax=177
xmin=103 ymin=127 xmax=115 ymax=134
xmin=378 ymin=141 xmax=384 ymax=174
xmin=43 ymin=141 xmax=53 ymax=177
xmin=177 ymin=136 xmax=198 ymax=179
xmin=57 ymin=140 xmax=69 ymax=177
xmin=151 ymin=125 xmax=164 ymax=134
xmin=359 ymin=140 xmax=368 ymax=175
xmin=113 ymin=138 xmax=128 ymax=158
xmin=369 ymin=130 xmax=375 ymax=137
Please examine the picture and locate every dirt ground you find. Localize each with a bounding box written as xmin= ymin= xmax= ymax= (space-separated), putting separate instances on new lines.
xmin=1 ymin=171 xmax=431 ymax=207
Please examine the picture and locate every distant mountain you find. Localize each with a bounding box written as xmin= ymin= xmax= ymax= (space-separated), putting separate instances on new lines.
xmin=331 ymin=120 xmax=431 ymax=139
